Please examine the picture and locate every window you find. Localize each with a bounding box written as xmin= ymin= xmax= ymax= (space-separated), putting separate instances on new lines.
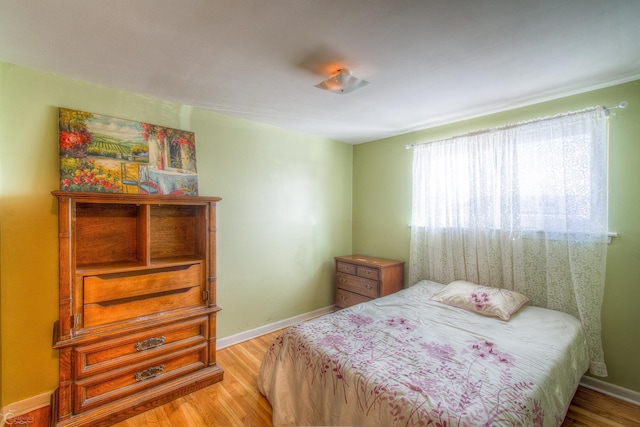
xmin=411 ymin=109 xmax=608 ymax=236
xmin=409 ymin=107 xmax=610 ymax=377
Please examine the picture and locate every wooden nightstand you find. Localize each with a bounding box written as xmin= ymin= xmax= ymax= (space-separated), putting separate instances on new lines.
xmin=334 ymin=254 xmax=405 ymax=309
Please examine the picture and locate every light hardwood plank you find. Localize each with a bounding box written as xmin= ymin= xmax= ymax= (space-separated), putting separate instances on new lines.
xmin=562 ymin=387 xmax=640 ymax=427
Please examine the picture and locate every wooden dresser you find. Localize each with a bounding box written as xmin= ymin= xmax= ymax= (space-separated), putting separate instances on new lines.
xmin=334 ymin=254 xmax=405 ymax=309
xmin=51 ymin=191 xmax=224 ymax=427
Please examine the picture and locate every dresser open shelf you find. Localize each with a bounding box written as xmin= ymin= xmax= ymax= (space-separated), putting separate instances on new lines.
xmin=51 ymin=191 xmax=224 ymax=427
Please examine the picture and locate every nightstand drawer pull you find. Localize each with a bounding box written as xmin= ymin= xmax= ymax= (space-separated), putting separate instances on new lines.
xmin=135 ymin=364 xmax=165 ymax=382
xmin=135 ymin=336 xmax=166 ymax=352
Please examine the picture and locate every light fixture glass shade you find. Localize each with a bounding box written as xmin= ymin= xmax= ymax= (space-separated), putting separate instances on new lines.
xmin=315 ymin=69 xmax=370 ymax=94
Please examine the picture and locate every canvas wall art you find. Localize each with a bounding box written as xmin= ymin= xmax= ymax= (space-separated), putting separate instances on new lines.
xmin=58 ymin=108 xmax=198 ymax=195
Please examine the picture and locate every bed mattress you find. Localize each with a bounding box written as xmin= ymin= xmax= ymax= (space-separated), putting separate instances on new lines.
xmin=258 ymin=280 xmax=589 ymax=426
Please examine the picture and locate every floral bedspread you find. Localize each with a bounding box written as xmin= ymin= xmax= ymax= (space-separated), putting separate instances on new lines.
xmin=258 ymin=281 xmax=589 ymax=427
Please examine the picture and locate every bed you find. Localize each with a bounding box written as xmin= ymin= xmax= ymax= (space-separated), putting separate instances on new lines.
xmin=258 ymin=280 xmax=589 ymax=427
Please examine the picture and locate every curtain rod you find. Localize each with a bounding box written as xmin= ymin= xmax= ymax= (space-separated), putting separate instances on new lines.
xmin=405 ymin=101 xmax=628 ymax=149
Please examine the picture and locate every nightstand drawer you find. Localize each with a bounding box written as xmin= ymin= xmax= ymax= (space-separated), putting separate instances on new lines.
xmin=336 ymin=261 xmax=357 ymax=275
xmin=357 ymin=266 xmax=379 ymax=280
xmin=336 ymin=272 xmax=379 ymax=298
xmin=74 ymin=343 xmax=207 ymax=413
xmin=336 ymin=288 xmax=372 ymax=309
xmin=75 ymin=317 xmax=208 ymax=379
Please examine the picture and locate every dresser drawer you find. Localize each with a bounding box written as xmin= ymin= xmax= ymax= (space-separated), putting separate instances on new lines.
xmin=82 ymin=264 xmax=204 ymax=328
xmin=356 ymin=266 xmax=380 ymax=280
xmin=74 ymin=343 xmax=207 ymax=413
xmin=75 ymin=317 xmax=208 ymax=379
xmin=336 ymin=272 xmax=379 ymax=299
xmin=83 ymin=287 xmax=202 ymax=328
xmin=84 ymin=264 xmax=202 ymax=303
xmin=336 ymin=288 xmax=372 ymax=309
xmin=336 ymin=261 xmax=357 ymax=275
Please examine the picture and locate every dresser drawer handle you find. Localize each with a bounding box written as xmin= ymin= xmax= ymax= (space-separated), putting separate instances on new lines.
xmin=365 ymin=284 xmax=373 ymax=290
xmin=135 ymin=365 xmax=165 ymax=382
xmin=135 ymin=336 xmax=166 ymax=352
xmin=340 ymin=278 xmax=347 ymax=284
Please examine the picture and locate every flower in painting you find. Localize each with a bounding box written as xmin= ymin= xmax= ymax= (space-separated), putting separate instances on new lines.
xmin=172 ymin=133 xmax=196 ymax=163
xmin=58 ymin=108 xmax=95 ymax=157
xmin=59 ymin=158 xmax=119 ymax=193
xmin=59 ymin=130 xmax=92 ymax=156
xmin=141 ymin=123 xmax=153 ymax=142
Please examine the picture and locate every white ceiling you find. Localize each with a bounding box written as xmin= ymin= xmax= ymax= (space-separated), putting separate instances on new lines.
xmin=1 ymin=0 xmax=639 ymax=144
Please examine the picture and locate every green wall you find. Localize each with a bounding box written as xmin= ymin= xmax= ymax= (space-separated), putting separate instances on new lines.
xmin=353 ymin=79 xmax=640 ymax=394
xmin=0 ymin=63 xmax=353 ymax=406
xmin=2 ymin=60 xmax=638 ymax=408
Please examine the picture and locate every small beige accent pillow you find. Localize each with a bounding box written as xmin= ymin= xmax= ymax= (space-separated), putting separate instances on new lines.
xmin=430 ymin=280 xmax=529 ymax=321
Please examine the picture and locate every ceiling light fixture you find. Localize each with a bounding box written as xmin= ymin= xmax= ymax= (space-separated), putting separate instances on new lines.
xmin=315 ymin=69 xmax=370 ymax=95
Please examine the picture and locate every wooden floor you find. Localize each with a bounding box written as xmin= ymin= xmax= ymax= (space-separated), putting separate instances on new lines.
xmin=26 ymin=329 xmax=640 ymax=426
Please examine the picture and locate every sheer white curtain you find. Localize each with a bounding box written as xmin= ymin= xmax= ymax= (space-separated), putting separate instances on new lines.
xmin=410 ymin=107 xmax=609 ymax=376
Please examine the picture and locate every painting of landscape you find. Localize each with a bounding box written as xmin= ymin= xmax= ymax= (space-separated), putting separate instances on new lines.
xmin=58 ymin=108 xmax=198 ymax=195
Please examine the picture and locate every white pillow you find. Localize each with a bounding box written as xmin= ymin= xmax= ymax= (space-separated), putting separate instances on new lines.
xmin=430 ymin=280 xmax=529 ymax=321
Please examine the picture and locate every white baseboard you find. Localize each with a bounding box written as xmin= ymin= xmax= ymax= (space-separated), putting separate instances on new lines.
xmin=1 ymin=391 xmax=51 ymax=419
xmin=216 ymin=305 xmax=335 ymax=349
xmin=580 ymin=375 xmax=640 ymax=406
